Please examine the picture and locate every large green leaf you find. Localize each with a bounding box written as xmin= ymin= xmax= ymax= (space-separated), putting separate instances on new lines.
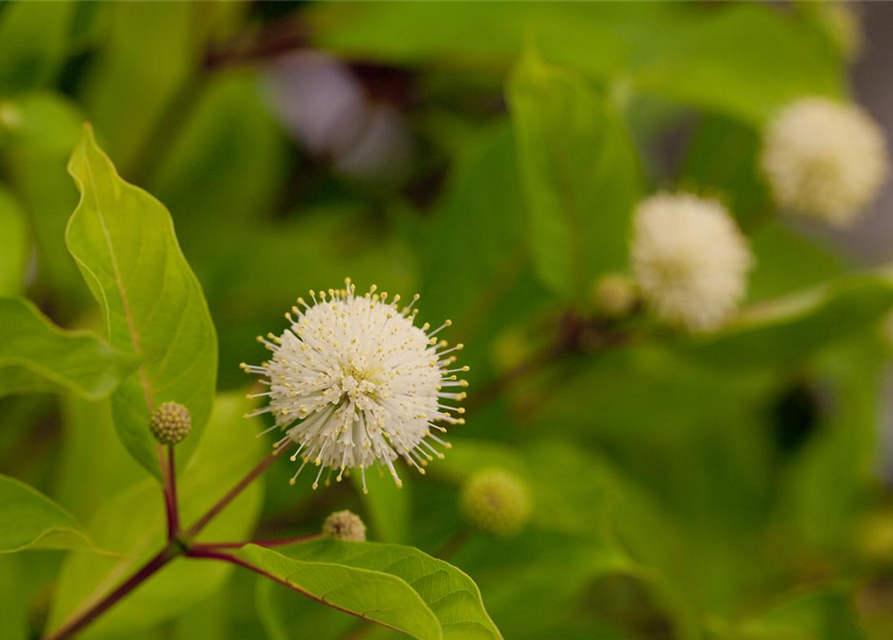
xmin=508 ymin=49 xmax=640 ymax=298
xmin=239 ymin=544 xmax=440 ymax=640
xmin=48 ymin=393 xmax=265 ymax=638
xmin=65 ymin=124 xmax=217 ymax=477
xmin=680 ymin=273 xmax=893 ymax=369
xmin=0 ymin=186 xmax=27 ymax=296
xmin=240 ymin=539 xmax=503 ymax=640
xmin=310 ymin=3 xmax=842 ymax=124
xmin=0 ymin=297 xmax=134 ymax=400
xmin=0 ymin=473 xmax=96 ymax=554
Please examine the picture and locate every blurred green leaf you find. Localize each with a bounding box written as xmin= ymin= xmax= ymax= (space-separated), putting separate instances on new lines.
xmin=734 ymin=585 xmax=867 ymax=640
xmin=54 ymin=395 xmax=147 ymax=522
xmin=352 ymin=469 xmax=411 ymax=544
xmin=0 ymin=297 xmax=134 ymax=400
xmin=244 ymin=539 xmax=504 ymax=640
xmin=508 ymin=48 xmax=640 ymax=298
xmin=0 ymin=473 xmax=97 ymax=554
xmin=632 ymin=4 xmax=844 ymax=123
xmin=0 ymin=186 xmax=27 ymax=296
xmin=679 ymin=115 xmax=770 ymax=227
xmin=0 ymin=93 xmax=84 ymax=310
xmin=680 ymin=273 xmax=893 ymax=370
xmin=416 ymin=121 xmax=549 ymax=390
xmin=48 ymin=393 xmax=265 ymax=638
xmin=0 ymin=555 xmax=26 ymax=640
xmin=82 ymin=1 xmax=197 ymax=174
xmin=311 ymin=3 xmax=843 ymax=123
xmin=153 ymin=68 xmax=289 ymax=238
xmin=0 ymin=1 xmax=76 ymax=92
xmin=66 ymin=125 xmax=217 ymax=477
xmin=747 ymin=222 xmax=846 ymax=303
xmin=780 ymin=341 xmax=884 ymax=551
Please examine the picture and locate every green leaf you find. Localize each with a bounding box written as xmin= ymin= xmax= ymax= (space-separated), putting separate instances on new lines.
xmin=65 ymin=124 xmax=217 ymax=477
xmin=81 ymin=1 xmax=197 ymax=174
xmin=0 ymin=1 xmax=76 ymax=92
xmin=352 ymin=469 xmax=411 ymax=544
xmin=240 ymin=539 xmax=504 ymax=640
xmin=0 ymin=555 xmax=27 ymax=640
xmin=48 ymin=393 xmax=265 ymax=638
xmin=631 ymin=4 xmax=844 ymax=124
xmin=736 ymin=586 xmax=867 ymax=640
xmin=54 ymin=395 xmax=148 ymax=523
xmin=0 ymin=473 xmax=96 ymax=554
xmin=416 ymin=122 xmax=544 ymax=382
xmin=680 ymin=273 xmax=893 ymax=369
xmin=152 ymin=68 xmax=288 ymax=238
xmin=508 ymin=48 xmax=640 ymax=298
xmin=0 ymin=297 xmax=134 ymax=400
xmin=239 ymin=544 xmax=440 ymax=640
xmin=0 ymin=93 xmax=86 ymax=310
xmin=0 ymin=186 xmax=27 ymax=296
xmin=310 ymin=3 xmax=841 ymax=124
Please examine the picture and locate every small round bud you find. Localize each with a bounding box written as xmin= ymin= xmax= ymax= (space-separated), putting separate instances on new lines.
xmin=322 ymin=510 xmax=367 ymax=542
xmin=460 ymin=468 xmax=531 ymax=537
xmin=149 ymin=402 xmax=192 ymax=445
xmin=856 ymin=513 xmax=893 ymax=564
xmin=0 ymin=101 xmax=22 ymax=131
xmin=592 ymin=273 xmax=637 ymax=319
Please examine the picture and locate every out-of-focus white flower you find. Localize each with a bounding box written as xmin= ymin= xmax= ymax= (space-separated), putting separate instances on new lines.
xmin=761 ymin=97 xmax=888 ymax=226
xmin=631 ymin=193 xmax=753 ymax=332
xmin=242 ymin=279 xmax=466 ymax=492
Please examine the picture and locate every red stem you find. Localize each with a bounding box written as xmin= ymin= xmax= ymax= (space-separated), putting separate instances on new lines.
xmin=183 ymin=449 xmax=281 ymax=540
xmin=191 ymin=534 xmax=321 ymax=551
xmin=163 ymin=445 xmax=180 ymax=541
xmin=43 ymin=547 xmax=176 ymax=640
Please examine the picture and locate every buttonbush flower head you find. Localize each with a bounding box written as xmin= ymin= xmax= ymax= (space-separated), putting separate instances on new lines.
xmin=761 ymin=97 xmax=888 ymax=226
xmin=242 ymin=279 xmax=467 ymax=492
xmin=460 ymin=468 xmax=531 ymax=537
xmin=322 ymin=510 xmax=367 ymax=542
xmin=631 ymin=192 xmax=753 ymax=332
xmin=149 ymin=402 xmax=192 ymax=446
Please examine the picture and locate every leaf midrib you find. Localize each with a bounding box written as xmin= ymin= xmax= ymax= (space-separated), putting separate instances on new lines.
xmin=82 ymin=153 xmax=156 ymax=415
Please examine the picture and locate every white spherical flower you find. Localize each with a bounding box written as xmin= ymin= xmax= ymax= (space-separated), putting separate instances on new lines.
xmin=242 ymin=279 xmax=466 ymax=492
xmin=631 ymin=193 xmax=753 ymax=332
xmin=761 ymin=98 xmax=888 ymax=226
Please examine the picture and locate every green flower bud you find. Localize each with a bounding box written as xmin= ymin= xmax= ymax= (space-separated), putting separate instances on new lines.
xmin=149 ymin=402 xmax=192 ymax=445
xmin=322 ymin=510 xmax=367 ymax=542
xmin=460 ymin=468 xmax=531 ymax=537
xmin=592 ymin=273 xmax=637 ymax=319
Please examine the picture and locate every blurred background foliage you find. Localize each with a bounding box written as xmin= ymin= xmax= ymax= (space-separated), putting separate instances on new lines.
xmin=2 ymin=1 xmax=893 ymax=639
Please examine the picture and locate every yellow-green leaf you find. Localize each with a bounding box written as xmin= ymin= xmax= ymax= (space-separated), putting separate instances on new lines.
xmin=65 ymin=124 xmax=217 ymax=477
